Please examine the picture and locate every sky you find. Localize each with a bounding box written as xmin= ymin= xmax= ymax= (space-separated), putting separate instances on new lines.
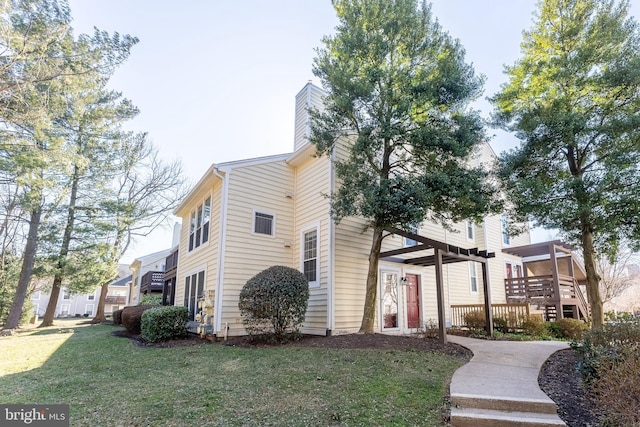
xmin=66 ymin=1 xmax=640 ymax=263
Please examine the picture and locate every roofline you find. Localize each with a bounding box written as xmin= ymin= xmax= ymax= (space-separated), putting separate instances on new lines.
xmin=294 ymin=81 xmax=328 ymax=98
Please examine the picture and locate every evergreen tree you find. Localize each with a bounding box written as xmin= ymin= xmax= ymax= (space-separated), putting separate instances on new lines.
xmin=311 ymin=0 xmax=499 ymax=332
xmin=491 ymin=0 xmax=640 ymax=328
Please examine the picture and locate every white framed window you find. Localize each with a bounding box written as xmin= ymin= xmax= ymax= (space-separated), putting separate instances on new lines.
xmin=466 ymin=220 xmax=474 ymax=241
xmin=87 ymin=291 xmax=95 ymax=300
xmin=501 ymin=215 xmax=510 ymax=245
xmin=60 ymin=304 xmax=70 ymax=317
xmin=189 ymin=195 xmax=212 ymax=251
xmin=33 ymin=304 xmax=39 ymax=315
xmin=253 ymin=210 xmax=275 ymax=236
xmin=469 ymin=262 xmax=478 ymax=293
xmin=301 ymin=226 xmax=319 ymax=287
xmin=404 ymin=224 xmax=419 ymax=247
xmin=380 ymin=271 xmax=400 ymax=330
xmin=184 ymin=270 xmax=205 ymax=322
xmin=62 ymin=288 xmax=70 ymax=300
xmin=85 ymin=304 xmax=94 ymax=316
xmin=31 ymin=291 xmax=41 ymax=300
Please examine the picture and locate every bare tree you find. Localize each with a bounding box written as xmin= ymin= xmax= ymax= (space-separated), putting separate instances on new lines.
xmin=597 ymin=247 xmax=640 ymax=305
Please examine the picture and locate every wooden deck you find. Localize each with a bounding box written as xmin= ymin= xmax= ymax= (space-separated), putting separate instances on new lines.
xmin=504 ymin=274 xmax=589 ymax=320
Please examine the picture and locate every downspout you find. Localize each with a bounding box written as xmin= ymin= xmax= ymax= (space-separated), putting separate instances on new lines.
xmin=213 ymin=166 xmax=229 ymax=335
xmin=328 ymin=151 xmax=335 ymax=335
xmin=444 ymin=228 xmax=450 ymax=327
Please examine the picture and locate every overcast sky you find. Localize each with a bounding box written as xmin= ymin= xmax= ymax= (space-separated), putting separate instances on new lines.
xmin=66 ymin=1 xmax=640 ymax=262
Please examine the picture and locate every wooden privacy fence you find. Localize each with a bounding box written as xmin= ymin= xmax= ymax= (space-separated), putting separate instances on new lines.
xmin=451 ymin=303 xmax=531 ymax=329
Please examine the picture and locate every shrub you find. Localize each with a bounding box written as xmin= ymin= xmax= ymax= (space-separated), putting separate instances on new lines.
xmin=141 ymin=306 xmax=188 ymax=343
xmin=546 ymin=321 xmax=561 ymax=339
xmin=139 ymin=294 xmax=162 ymax=306
xmin=521 ymin=314 xmax=546 ymax=337
xmin=463 ymin=310 xmax=485 ymax=331
xmin=112 ymin=309 xmax=123 ymax=325
xmin=121 ymin=305 xmax=157 ymax=334
xmin=238 ymin=265 xmax=309 ymax=341
xmin=557 ymin=318 xmax=588 ymax=340
xmin=492 ymin=316 xmax=509 ymax=333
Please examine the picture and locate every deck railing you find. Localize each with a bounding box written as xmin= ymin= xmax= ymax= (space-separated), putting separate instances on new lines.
xmin=505 ymin=274 xmax=589 ymax=319
xmin=450 ymin=303 xmax=530 ymax=329
xmin=104 ymin=295 xmax=126 ymax=304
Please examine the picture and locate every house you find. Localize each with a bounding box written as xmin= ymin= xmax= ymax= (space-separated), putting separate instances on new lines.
xmin=128 ymin=249 xmax=172 ymax=305
xmin=172 ymin=82 xmax=544 ymax=340
xmin=31 ymin=264 xmax=131 ymax=319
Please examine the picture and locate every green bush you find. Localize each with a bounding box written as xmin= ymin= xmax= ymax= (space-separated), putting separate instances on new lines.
xmin=492 ymin=316 xmax=509 ymax=333
xmin=463 ymin=310 xmax=485 ymax=331
xmin=546 ymin=321 xmax=561 ymax=339
xmin=573 ymin=319 xmax=640 ymax=425
xmin=141 ymin=306 xmax=188 ymax=343
xmin=139 ymin=294 xmax=162 ymax=305
xmin=557 ymin=318 xmax=588 ymax=340
xmin=112 ymin=309 xmax=123 ymax=325
xmin=121 ymin=305 xmax=157 ymax=334
xmin=238 ymin=265 xmax=309 ymax=341
xmin=520 ymin=314 xmax=547 ymax=337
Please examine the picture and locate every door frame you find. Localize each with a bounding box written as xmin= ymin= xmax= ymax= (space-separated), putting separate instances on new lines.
xmin=379 ymin=268 xmax=402 ymax=332
xmin=402 ymin=269 xmax=423 ymax=332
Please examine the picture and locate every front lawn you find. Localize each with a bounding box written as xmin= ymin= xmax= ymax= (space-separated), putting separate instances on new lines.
xmin=0 ymin=321 xmax=466 ymax=426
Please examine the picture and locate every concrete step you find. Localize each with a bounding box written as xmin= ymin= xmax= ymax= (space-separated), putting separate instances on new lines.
xmin=451 ymin=393 xmax=558 ymax=414
xmin=451 ymin=407 xmax=566 ymax=427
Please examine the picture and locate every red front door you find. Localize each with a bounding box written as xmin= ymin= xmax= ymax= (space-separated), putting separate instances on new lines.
xmin=405 ymin=274 xmax=420 ymax=328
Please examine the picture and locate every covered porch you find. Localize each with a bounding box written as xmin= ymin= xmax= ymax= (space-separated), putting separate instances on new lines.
xmin=502 ymin=241 xmax=590 ymax=321
xmin=380 ymin=227 xmax=496 ymax=343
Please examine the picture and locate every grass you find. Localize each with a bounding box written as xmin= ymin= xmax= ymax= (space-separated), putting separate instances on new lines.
xmin=0 ymin=320 xmax=466 ymax=426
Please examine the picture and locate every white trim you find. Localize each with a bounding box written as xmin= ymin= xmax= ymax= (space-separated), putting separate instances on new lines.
xmin=501 ymin=214 xmax=511 ymax=246
xmin=215 ymin=169 xmax=230 ymax=334
xmin=300 ymin=222 xmax=321 ymax=288
xmin=379 ymin=268 xmax=402 ymax=332
xmin=85 ymin=304 xmax=95 ymax=316
xmin=186 ymin=191 xmax=213 ymax=255
xmin=328 ymin=152 xmax=335 ymax=333
xmin=252 ymin=208 xmax=276 ymax=238
xmin=31 ymin=291 xmax=40 ymax=300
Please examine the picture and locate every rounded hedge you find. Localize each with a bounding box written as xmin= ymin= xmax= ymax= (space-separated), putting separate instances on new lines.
xmin=238 ymin=265 xmax=309 ymax=339
xmin=121 ymin=305 xmax=157 ymax=334
xmin=141 ymin=306 xmax=188 ymax=343
xmin=112 ymin=309 xmax=123 ymax=325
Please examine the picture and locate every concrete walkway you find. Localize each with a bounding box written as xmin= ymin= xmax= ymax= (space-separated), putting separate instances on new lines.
xmin=447 ymin=335 xmax=569 ymax=427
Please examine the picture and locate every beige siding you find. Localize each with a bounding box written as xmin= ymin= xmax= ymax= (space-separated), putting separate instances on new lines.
xmin=219 ymin=161 xmax=295 ymax=336
xmin=293 ymin=154 xmax=331 ymax=334
xmin=175 ymin=177 xmax=221 ymax=313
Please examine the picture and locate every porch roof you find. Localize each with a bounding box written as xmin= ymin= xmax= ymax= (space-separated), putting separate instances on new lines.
xmin=502 ymin=240 xmax=573 ymax=258
xmin=379 ymin=227 xmax=496 ymax=266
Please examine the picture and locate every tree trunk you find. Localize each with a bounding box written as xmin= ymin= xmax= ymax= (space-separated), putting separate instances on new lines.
xmin=39 ymin=161 xmax=80 ymax=327
xmin=359 ymin=227 xmax=384 ymax=333
xmin=581 ymin=225 xmax=604 ymax=329
xmin=91 ymin=282 xmax=109 ymax=323
xmin=3 ymin=207 xmax=42 ymax=330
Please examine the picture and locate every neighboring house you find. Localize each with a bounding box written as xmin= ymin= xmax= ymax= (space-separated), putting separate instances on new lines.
xmin=172 ymin=82 xmax=538 ymax=339
xmin=31 ymin=264 xmax=131 ymax=318
xmin=128 ymin=249 xmax=172 ymax=305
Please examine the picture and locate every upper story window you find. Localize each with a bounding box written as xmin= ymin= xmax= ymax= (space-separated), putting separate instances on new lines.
xmin=254 ymin=211 xmax=274 ymax=236
xmin=31 ymin=291 xmax=41 ymax=300
xmin=62 ymin=288 xmax=70 ymax=300
xmin=466 ymin=220 xmax=474 ymax=240
xmin=501 ymin=215 xmax=510 ymax=245
xmin=469 ymin=262 xmax=478 ymax=293
xmin=302 ymin=228 xmax=318 ymax=285
xmin=189 ymin=195 xmax=211 ymax=251
xmin=88 ymin=292 xmax=95 ymax=300
xmin=404 ymin=224 xmax=419 ymax=247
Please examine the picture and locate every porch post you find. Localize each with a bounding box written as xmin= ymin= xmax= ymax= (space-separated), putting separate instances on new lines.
xmin=481 ymin=261 xmax=493 ymax=337
xmin=434 ymin=248 xmax=447 ymax=344
xmin=549 ymin=243 xmax=563 ymax=320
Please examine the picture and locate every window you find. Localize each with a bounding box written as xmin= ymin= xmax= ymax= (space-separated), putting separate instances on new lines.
xmin=404 ymin=224 xmax=419 ymax=247
xmin=189 ymin=196 xmax=211 ymax=251
xmin=501 ymin=215 xmax=510 ymax=245
xmin=62 ymin=288 xmax=70 ymax=300
xmin=88 ymin=292 xmax=95 ymax=300
xmin=381 ymin=272 xmax=399 ymax=329
xmin=31 ymin=291 xmax=40 ymax=300
xmin=469 ymin=262 xmax=478 ymax=293
xmin=184 ymin=270 xmax=205 ymax=321
xmin=466 ymin=220 xmax=474 ymax=240
xmin=302 ymin=229 xmax=318 ymax=284
xmin=85 ymin=304 xmax=94 ymax=316
xmin=60 ymin=304 xmax=70 ymax=317
xmin=254 ymin=211 xmax=274 ymax=236
xmin=33 ymin=304 xmax=39 ymax=315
